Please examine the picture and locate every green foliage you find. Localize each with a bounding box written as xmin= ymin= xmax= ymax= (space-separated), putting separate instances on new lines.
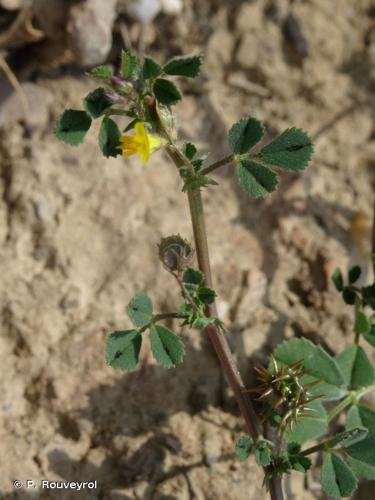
xmin=346 ymin=436 xmax=375 ymax=469
xmin=99 ymin=117 xmax=121 ymax=158
xmin=163 ymin=54 xmax=203 ymax=78
xmin=286 ymin=443 xmax=312 ymax=472
xmin=286 ymin=401 xmax=328 ymax=444
xmin=274 ymin=337 xmax=344 ymax=387
xmin=260 ymin=128 xmax=313 ymax=171
xmin=236 ymin=160 xmax=278 ymax=198
xmin=84 ymin=88 xmax=113 ymax=118
xmin=364 ymin=325 xmax=375 ymax=348
xmin=336 ymin=345 xmax=375 ymax=388
xmin=347 ymin=406 xmax=375 ymax=435
xmin=127 ymin=293 xmax=153 ymax=328
xmin=106 ymin=330 xmax=142 ymax=370
xmin=54 ymin=109 xmax=92 ymax=146
xmin=198 ymin=287 xmax=216 ymax=305
xmin=362 ymin=284 xmax=375 ymax=310
xmin=348 ymin=265 xmax=362 ymax=284
xmin=355 ymin=309 xmax=371 ymax=335
xmin=321 ymin=453 xmax=357 ymax=499
xmin=300 ymin=375 xmax=346 ymax=401
xmin=332 ymin=268 xmax=344 ymax=292
xmin=89 ymin=65 xmax=113 ymax=81
xmin=343 ymin=287 xmax=357 ymax=305
xmin=150 ymin=324 xmax=185 ymax=368
xmin=183 ymin=268 xmax=204 ymax=286
xmin=153 ymin=78 xmax=182 ymax=106
xmin=122 ymin=50 xmax=138 ymax=79
xmin=182 ymin=142 xmax=197 ymax=160
xmin=228 ymin=117 xmax=264 ymax=155
xmin=235 ymin=435 xmax=254 ymax=462
xmin=142 ymin=56 xmax=162 ymax=80
xmin=255 ymin=439 xmax=273 ymax=466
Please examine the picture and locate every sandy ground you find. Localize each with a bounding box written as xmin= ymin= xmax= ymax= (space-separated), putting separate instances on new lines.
xmin=0 ymin=0 xmax=374 ymax=499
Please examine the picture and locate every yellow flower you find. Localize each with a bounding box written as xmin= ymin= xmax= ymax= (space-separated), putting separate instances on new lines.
xmin=118 ymin=122 xmax=166 ymax=163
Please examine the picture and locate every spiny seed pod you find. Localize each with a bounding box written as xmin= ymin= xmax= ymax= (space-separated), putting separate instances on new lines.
xmin=158 ymin=235 xmax=194 ymax=274
xmin=246 ymin=356 xmax=321 ymax=432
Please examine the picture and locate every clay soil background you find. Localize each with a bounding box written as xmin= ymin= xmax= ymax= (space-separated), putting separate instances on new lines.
xmin=0 ymin=0 xmax=375 ymax=499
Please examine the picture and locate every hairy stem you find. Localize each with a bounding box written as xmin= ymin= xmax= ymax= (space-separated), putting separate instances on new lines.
xmin=166 ymin=145 xmax=284 ymax=500
xmin=200 ymin=153 xmax=235 ymax=176
xmin=372 ymin=195 xmax=375 ymax=276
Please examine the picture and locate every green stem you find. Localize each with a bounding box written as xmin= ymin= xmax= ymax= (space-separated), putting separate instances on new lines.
xmin=200 ymin=154 xmax=235 ymax=176
xmin=328 ymin=384 xmax=375 ymax=423
xmin=372 ymin=195 xmax=375 ymax=276
xmin=152 ymin=312 xmax=188 ymax=322
xmin=139 ymin=312 xmax=189 ymax=333
xmin=166 ymin=146 xmax=284 ymax=500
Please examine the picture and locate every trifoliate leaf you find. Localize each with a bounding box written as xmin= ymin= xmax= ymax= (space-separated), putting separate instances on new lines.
xmin=347 ymin=405 xmax=375 ymax=436
xmin=363 ymin=325 xmax=375 ymax=348
xmin=286 ymin=401 xmax=328 ymax=444
xmin=260 ymin=127 xmax=313 ymax=171
xmin=142 ymin=56 xmax=162 ymax=80
xmin=198 ymin=287 xmax=216 ymax=305
xmin=362 ymin=284 xmax=375 ymax=310
xmin=106 ymin=330 xmax=142 ymax=371
xmin=235 ymin=435 xmax=254 ymax=461
xmin=150 ymin=325 xmax=185 ymax=368
xmin=355 ymin=309 xmax=371 ymax=335
xmin=342 ymin=287 xmax=357 ymax=305
xmin=153 ymin=78 xmax=182 ymax=106
xmin=321 ymin=453 xmax=357 ymax=499
xmin=127 ymin=293 xmax=153 ymax=328
xmin=182 ymin=142 xmax=197 ymax=160
xmin=348 ymin=265 xmax=362 ymax=284
xmin=89 ymin=65 xmax=113 ymax=80
xmin=163 ymin=54 xmax=203 ymax=78
xmin=122 ymin=50 xmax=138 ymax=79
xmin=183 ymin=268 xmax=204 ymax=286
xmin=228 ymin=117 xmax=264 ymax=154
xmin=99 ymin=117 xmax=121 ymax=158
xmin=84 ymin=88 xmax=112 ymax=119
xmin=336 ymin=345 xmax=375 ymax=388
xmin=274 ymin=337 xmax=345 ymax=387
xmin=332 ymin=268 xmax=344 ymax=292
xmin=236 ymin=160 xmax=278 ymax=198
xmin=255 ymin=439 xmax=273 ymax=466
xmin=54 ymin=109 xmax=92 ymax=146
